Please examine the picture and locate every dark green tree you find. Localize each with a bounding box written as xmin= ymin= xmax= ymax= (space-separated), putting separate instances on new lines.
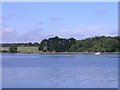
xmin=9 ymin=45 xmax=17 ymax=53
xmin=38 ymin=36 xmax=76 ymax=52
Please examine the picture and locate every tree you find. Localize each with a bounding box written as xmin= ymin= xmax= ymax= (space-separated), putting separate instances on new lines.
xmin=34 ymin=42 xmax=39 ymax=46
xmin=38 ymin=44 xmax=43 ymax=51
xmin=38 ymin=36 xmax=120 ymax=52
xmin=9 ymin=45 xmax=17 ymax=53
xmin=28 ymin=42 xmax=33 ymax=46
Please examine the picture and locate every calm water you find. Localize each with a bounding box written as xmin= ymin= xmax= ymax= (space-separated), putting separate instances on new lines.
xmin=2 ymin=54 xmax=118 ymax=88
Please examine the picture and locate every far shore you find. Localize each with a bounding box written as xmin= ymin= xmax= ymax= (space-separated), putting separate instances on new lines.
xmin=0 ymin=51 xmax=120 ymax=54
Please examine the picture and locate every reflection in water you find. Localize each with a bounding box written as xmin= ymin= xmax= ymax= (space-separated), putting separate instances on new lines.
xmin=43 ymin=55 xmax=76 ymax=58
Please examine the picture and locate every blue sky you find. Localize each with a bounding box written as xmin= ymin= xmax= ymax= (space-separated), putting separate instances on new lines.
xmin=2 ymin=2 xmax=118 ymax=43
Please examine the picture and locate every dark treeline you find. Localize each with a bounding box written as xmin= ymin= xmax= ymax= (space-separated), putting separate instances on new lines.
xmin=70 ymin=36 xmax=120 ymax=52
xmin=38 ymin=36 xmax=120 ymax=52
xmin=1 ymin=42 xmax=40 ymax=47
xmin=1 ymin=36 xmax=120 ymax=53
xmin=38 ymin=36 xmax=76 ymax=52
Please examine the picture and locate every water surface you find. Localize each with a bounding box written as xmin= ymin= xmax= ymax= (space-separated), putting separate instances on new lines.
xmin=2 ymin=54 xmax=118 ymax=88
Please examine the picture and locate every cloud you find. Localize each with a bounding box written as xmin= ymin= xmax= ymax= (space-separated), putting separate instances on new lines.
xmin=18 ymin=28 xmax=44 ymax=42
xmin=17 ymin=24 xmax=116 ymax=42
xmin=53 ymin=24 xmax=117 ymax=39
xmin=50 ymin=17 xmax=61 ymax=22
xmin=1 ymin=27 xmax=45 ymax=43
xmin=1 ymin=27 xmax=17 ymax=43
xmin=1 ymin=24 xmax=117 ymax=43
xmin=2 ymin=27 xmax=16 ymax=33
xmin=110 ymin=31 xmax=118 ymax=36
xmin=95 ymin=9 xmax=106 ymax=14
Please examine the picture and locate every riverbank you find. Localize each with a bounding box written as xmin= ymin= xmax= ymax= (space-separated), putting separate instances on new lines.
xmin=1 ymin=46 xmax=120 ymax=54
xmin=1 ymin=51 xmax=120 ymax=54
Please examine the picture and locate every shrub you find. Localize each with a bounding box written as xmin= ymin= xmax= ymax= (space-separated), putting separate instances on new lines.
xmin=9 ymin=45 xmax=17 ymax=53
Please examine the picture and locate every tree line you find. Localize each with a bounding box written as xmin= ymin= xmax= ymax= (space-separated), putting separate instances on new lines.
xmin=1 ymin=36 xmax=120 ymax=53
xmin=1 ymin=42 xmax=39 ymax=47
xmin=69 ymin=36 xmax=120 ymax=52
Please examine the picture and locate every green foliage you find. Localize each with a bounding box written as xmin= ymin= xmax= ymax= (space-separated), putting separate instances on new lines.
xmin=9 ymin=45 xmax=17 ymax=53
xmin=39 ymin=36 xmax=76 ymax=52
xmin=69 ymin=36 xmax=120 ymax=52
xmin=38 ymin=36 xmax=120 ymax=52
xmin=1 ymin=50 xmax=9 ymax=52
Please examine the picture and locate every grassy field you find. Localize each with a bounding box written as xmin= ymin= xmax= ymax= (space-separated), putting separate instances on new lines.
xmin=0 ymin=47 xmax=9 ymax=52
xmin=0 ymin=46 xmax=40 ymax=53
xmin=18 ymin=46 xmax=39 ymax=53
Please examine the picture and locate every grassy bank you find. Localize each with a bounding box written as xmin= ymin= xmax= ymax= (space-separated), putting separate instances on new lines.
xmin=0 ymin=46 xmax=40 ymax=53
xmin=0 ymin=46 xmax=120 ymax=54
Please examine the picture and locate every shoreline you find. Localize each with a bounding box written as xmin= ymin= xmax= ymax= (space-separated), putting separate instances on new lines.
xmin=0 ymin=52 xmax=120 ymax=54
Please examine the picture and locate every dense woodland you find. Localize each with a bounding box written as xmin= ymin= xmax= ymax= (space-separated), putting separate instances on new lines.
xmin=38 ymin=36 xmax=120 ymax=52
xmin=1 ymin=36 xmax=120 ymax=53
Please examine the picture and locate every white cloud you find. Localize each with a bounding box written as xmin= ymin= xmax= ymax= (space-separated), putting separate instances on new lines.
xmin=53 ymin=24 xmax=118 ymax=39
xmin=1 ymin=24 xmax=117 ymax=43
xmin=2 ymin=27 xmax=16 ymax=33
xmin=1 ymin=27 xmax=17 ymax=43
xmin=18 ymin=28 xmax=44 ymax=42
xmin=1 ymin=27 xmax=16 ymax=39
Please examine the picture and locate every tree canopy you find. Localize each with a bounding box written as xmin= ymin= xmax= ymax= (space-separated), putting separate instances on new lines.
xmin=38 ymin=36 xmax=76 ymax=52
xmin=38 ymin=36 xmax=120 ymax=52
xmin=69 ymin=36 xmax=120 ymax=52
